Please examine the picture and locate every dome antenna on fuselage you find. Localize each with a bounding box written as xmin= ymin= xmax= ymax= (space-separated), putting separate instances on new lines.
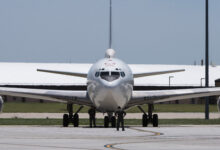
xmin=105 ymin=49 xmax=115 ymax=58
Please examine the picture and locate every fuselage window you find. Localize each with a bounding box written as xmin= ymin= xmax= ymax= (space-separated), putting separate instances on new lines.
xmin=95 ymin=72 xmax=100 ymax=77
xmin=120 ymin=72 xmax=125 ymax=77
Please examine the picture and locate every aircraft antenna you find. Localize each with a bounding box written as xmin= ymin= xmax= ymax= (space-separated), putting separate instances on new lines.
xmin=109 ymin=0 xmax=112 ymax=49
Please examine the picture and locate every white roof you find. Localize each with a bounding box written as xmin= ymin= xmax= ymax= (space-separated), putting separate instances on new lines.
xmin=0 ymin=63 xmax=90 ymax=85
xmin=130 ymin=64 xmax=220 ymax=87
xmin=0 ymin=62 xmax=219 ymax=87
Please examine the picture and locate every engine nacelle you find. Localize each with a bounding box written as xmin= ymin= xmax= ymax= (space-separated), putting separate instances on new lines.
xmin=218 ymin=97 xmax=220 ymax=112
xmin=0 ymin=96 xmax=3 ymax=112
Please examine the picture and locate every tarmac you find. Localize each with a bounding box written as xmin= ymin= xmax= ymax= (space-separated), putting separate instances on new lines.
xmin=0 ymin=112 xmax=220 ymax=119
xmin=0 ymin=125 xmax=220 ymax=150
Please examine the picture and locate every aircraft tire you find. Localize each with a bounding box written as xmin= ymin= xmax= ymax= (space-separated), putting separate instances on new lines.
xmin=152 ymin=114 xmax=158 ymax=127
xmin=142 ymin=114 xmax=148 ymax=127
xmin=111 ymin=116 xmax=116 ymax=127
xmin=73 ymin=114 xmax=79 ymax=127
xmin=104 ymin=116 xmax=109 ymax=128
xmin=63 ymin=114 xmax=69 ymax=127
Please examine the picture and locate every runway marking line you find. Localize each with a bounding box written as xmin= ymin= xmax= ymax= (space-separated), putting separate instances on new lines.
xmin=104 ymin=144 xmax=113 ymax=148
xmin=129 ymin=127 xmax=164 ymax=136
xmin=104 ymin=127 xmax=163 ymax=149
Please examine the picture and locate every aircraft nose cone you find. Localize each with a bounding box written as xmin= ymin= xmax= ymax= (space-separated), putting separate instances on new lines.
xmin=101 ymin=80 xmax=118 ymax=88
xmin=92 ymin=81 xmax=129 ymax=112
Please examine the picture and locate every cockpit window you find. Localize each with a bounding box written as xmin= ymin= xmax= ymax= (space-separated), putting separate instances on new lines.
xmin=100 ymin=72 xmax=110 ymax=81
xmin=111 ymin=72 xmax=120 ymax=79
xmin=120 ymin=72 xmax=125 ymax=77
xmin=100 ymin=71 xmax=120 ymax=82
xmin=95 ymin=72 xmax=100 ymax=77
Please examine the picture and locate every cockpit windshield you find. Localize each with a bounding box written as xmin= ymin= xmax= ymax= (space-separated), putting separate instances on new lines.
xmin=100 ymin=71 xmax=120 ymax=82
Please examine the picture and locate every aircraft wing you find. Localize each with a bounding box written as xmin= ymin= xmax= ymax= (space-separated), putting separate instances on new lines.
xmin=128 ymin=87 xmax=220 ymax=108
xmin=0 ymin=87 xmax=92 ymax=106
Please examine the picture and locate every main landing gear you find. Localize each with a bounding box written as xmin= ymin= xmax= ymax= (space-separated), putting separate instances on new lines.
xmin=104 ymin=113 xmax=116 ymax=128
xmin=138 ymin=104 xmax=158 ymax=127
xmin=63 ymin=103 xmax=83 ymax=127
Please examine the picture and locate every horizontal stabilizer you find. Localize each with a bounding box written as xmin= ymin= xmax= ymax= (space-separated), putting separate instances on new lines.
xmin=37 ymin=69 xmax=87 ymax=78
xmin=133 ymin=69 xmax=185 ymax=78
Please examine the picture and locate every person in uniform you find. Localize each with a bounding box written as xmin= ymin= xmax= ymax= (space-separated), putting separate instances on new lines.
xmin=115 ymin=106 xmax=126 ymax=131
xmin=88 ymin=107 xmax=96 ymax=128
xmin=217 ymin=97 xmax=220 ymax=112
xmin=0 ymin=96 xmax=3 ymax=112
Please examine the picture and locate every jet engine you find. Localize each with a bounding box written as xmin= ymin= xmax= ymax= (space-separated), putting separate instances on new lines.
xmin=218 ymin=97 xmax=220 ymax=112
xmin=0 ymin=96 xmax=3 ymax=112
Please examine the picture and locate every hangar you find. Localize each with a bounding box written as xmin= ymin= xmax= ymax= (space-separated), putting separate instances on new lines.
xmin=0 ymin=62 xmax=220 ymax=104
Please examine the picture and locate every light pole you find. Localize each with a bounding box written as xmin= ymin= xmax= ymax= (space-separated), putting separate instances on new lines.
xmin=205 ymin=0 xmax=209 ymax=120
xmin=169 ymin=76 xmax=174 ymax=87
xmin=200 ymin=78 xmax=205 ymax=87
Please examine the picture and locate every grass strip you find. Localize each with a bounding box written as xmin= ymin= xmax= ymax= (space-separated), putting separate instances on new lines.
xmin=3 ymin=102 xmax=219 ymax=113
xmin=0 ymin=118 xmax=220 ymax=125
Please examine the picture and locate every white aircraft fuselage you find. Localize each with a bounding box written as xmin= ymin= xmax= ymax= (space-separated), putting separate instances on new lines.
xmin=87 ymin=56 xmax=134 ymax=112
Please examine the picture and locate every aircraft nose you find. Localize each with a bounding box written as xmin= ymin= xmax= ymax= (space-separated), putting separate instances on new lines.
xmin=94 ymin=80 xmax=128 ymax=111
xmin=101 ymin=79 xmax=119 ymax=89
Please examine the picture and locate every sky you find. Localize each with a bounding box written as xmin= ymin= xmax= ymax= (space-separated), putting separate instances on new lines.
xmin=0 ymin=0 xmax=219 ymax=65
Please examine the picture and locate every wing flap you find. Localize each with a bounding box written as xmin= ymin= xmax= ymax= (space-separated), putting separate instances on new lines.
xmin=0 ymin=87 xmax=92 ymax=106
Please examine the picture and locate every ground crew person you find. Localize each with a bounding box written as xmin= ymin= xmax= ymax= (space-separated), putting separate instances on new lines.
xmin=0 ymin=96 xmax=3 ymax=112
xmin=115 ymin=106 xmax=126 ymax=131
xmin=88 ymin=107 xmax=96 ymax=128
xmin=217 ymin=97 xmax=220 ymax=112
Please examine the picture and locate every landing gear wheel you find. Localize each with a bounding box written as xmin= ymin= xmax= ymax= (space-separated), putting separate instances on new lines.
xmin=111 ymin=116 xmax=116 ymax=128
xmin=152 ymin=114 xmax=158 ymax=127
xmin=63 ymin=114 xmax=69 ymax=127
xmin=142 ymin=114 xmax=148 ymax=127
xmin=104 ymin=116 xmax=109 ymax=128
xmin=73 ymin=114 xmax=79 ymax=127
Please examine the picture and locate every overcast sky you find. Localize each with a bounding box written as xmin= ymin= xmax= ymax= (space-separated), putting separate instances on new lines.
xmin=0 ymin=0 xmax=219 ymax=65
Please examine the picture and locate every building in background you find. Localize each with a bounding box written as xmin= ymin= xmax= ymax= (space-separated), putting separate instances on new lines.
xmin=1 ymin=62 xmax=220 ymax=104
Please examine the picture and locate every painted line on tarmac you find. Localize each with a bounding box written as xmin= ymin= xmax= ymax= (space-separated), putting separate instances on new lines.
xmin=129 ymin=127 xmax=164 ymax=135
xmin=104 ymin=127 xmax=163 ymax=150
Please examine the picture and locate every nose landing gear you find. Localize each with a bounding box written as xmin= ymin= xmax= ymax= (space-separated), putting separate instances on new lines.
xmin=104 ymin=113 xmax=116 ymax=128
xmin=138 ymin=104 xmax=158 ymax=127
